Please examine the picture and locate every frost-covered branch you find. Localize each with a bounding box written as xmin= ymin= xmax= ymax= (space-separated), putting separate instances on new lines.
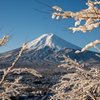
xmin=0 ymin=54 xmax=11 ymax=60
xmin=11 ymin=68 xmax=42 ymax=77
xmin=95 ymin=53 xmax=100 ymax=57
xmin=75 ymin=40 xmax=100 ymax=53
xmin=51 ymin=0 xmax=100 ymax=33
xmin=0 ymin=35 xmax=10 ymax=47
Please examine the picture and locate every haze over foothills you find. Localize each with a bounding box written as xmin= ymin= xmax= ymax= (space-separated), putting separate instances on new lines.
xmin=0 ymin=0 xmax=100 ymax=53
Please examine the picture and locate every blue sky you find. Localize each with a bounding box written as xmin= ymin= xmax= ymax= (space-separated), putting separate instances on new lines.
xmin=0 ymin=0 xmax=100 ymax=53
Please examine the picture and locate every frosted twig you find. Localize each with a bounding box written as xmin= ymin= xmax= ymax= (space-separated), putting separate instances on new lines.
xmin=0 ymin=54 xmax=11 ymax=60
xmin=11 ymin=68 xmax=42 ymax=77
xmin=0 ymin=35 xmax=10 ymax=47
xmin=75 ymin=40 xmax=100 ymax=53
xmin=95 ymin=53 xmax=100 ymax=57
xmin=0 ymin=42 xmax=27 ymax=86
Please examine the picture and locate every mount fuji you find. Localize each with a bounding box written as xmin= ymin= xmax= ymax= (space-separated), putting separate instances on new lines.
xmin=0 ymin=33 xmax=100 ymax=71
xmin=26 ymin=33 xmax=81 ymax=51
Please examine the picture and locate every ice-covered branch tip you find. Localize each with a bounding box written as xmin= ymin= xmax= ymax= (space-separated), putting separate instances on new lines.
xmin=0 ymin=35 xmax=10 ymax=46
xmin=52 ymin=0 xmax=100 ymax=33
xmin=95 ymin=53 xmax=100 ymax=57
xmin=0 ymin=54 xmax=11 ymax=59
xmin=52 ymin=6 xmax=63 ymax=12
xmin=75 ymin=40 xmax=100 ymax=53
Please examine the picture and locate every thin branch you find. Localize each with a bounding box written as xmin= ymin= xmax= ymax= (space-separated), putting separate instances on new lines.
xmin=33 ymin=7 xmax=51 ymax=15
xmin=35 ymin=0 xmax=52 ymax=8
xmin=0 ymin=26 xmax=3 ymax=31
xmin=7 ymin=28 xmax=14 ymax=35
xmin=90 ymin=88 xmax=97 ymax=100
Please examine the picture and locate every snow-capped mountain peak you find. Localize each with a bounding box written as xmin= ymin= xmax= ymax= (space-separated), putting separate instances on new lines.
xmin=26 ymin=33 xmax=81 ymax=51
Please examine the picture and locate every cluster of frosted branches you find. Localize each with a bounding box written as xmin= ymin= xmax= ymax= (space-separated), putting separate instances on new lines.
xmin=51 ymin=55 xmax=100 ymax=100
xmin=0 ymin=76 xmax=25 ymax=100
xmin=51 ymin=0 xmax=100 ymax=52
xmin=0 ymin=68 xmax=41 ymax=100
xmin=47 ymin=0 xmax=100 ymax=100
xmin=52 ymin=0 xmax=100 ymax=33
xmin=0 ymin=36 xmax=42 ymax=99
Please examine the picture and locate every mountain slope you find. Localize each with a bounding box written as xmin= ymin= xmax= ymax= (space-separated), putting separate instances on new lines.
xmin=0 ymin=34 xmax=100 ymax=69
xmin=0 ymin=47 xmax=100 ymax=67
xmin=26 ymin=33 xmax=81 ymax=51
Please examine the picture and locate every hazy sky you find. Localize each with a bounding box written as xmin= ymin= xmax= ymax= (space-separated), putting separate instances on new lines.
xmin=0 ymin=0 xmax=100 ymax=53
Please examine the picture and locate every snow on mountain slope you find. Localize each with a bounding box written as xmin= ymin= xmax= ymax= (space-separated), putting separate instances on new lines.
xmin=26 ymin=33 xmax=81 ymax=51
